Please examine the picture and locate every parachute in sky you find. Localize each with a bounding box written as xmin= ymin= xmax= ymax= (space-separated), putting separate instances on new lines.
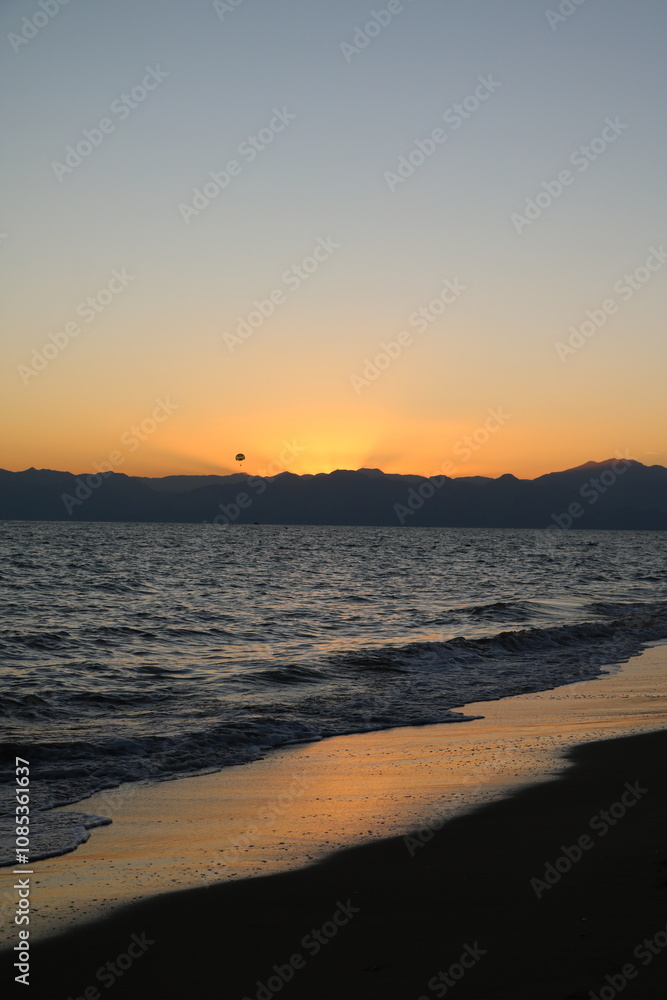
xmin=235 ymin=453 xmax=246 ymax=466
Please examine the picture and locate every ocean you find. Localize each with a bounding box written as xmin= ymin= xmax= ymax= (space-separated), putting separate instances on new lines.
xmin=1 ymin=521 xmax=666 ymax=864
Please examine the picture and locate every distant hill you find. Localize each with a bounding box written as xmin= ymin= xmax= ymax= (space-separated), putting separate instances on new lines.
xmin=0 ymin=460 xmax=666 ymax=529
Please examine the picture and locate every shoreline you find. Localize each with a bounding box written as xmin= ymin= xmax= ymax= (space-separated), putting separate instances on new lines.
xmin=11 ymin=683 xmax=667 ymax=996
xmin=2 ymin=642 xmax=666 ymax=954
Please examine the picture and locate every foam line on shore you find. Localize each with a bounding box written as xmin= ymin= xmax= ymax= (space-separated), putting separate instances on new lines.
xmin=5 ymin=641 xmax=665 ymax=947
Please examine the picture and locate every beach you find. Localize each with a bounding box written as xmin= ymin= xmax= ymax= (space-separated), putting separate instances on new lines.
xmin=5 ymin=642 xmax=667 ymax=998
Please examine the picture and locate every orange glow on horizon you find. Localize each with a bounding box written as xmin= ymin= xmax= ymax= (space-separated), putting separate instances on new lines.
xmin=3 ymin=339 xmax=665 ymax=480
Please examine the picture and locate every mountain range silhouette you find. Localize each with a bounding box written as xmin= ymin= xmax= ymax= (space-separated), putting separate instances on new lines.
xmin=1 ymin=460 xmax=666 ymax=529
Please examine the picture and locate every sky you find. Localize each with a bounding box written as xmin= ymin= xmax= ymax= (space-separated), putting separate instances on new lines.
xmin=1 ymin=0 xmax=666 ymax=479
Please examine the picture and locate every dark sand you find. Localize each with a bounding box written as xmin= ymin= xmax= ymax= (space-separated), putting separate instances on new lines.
xmin=10 ymin=727 xmax=667 ymax=999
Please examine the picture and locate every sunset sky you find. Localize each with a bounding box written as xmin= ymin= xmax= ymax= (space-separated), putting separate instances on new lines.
xmin=1 ymin=0 xmax=666 ymax=479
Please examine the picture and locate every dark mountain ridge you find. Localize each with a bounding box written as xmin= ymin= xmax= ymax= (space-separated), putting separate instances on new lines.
xmin=0 ymin=460 xmax=666 ymax=529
